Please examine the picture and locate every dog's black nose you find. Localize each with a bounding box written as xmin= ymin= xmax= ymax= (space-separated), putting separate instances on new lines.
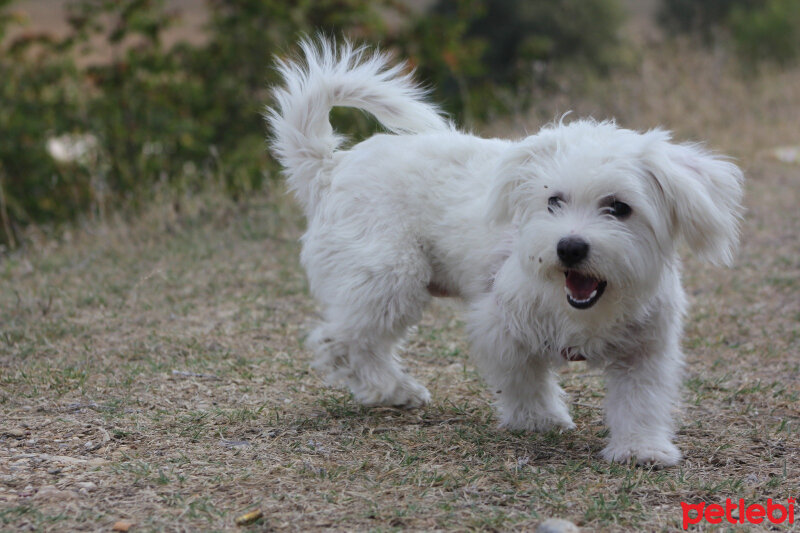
xmin=557 ymin=237 xmax=589 ymax=267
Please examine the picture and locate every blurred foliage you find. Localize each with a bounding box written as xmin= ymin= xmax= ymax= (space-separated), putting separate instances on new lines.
xmin=398 ymin=0 xmax=626 ymax=121
xmin=729 ymin=0 xmax=800 ymax=65
xmin=0 ymin=0 xmax=626 ymax=247
xmin=657 ymin=0 xmax=758 ymax=41
xmin=0 ymin=0 xmax=393 ymax=246
xmin=658 ymin=0 xmax=800 ymax=66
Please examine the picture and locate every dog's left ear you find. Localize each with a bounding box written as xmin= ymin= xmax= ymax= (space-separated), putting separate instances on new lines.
xmin=642 ymin=133 xmax=744 ymax=266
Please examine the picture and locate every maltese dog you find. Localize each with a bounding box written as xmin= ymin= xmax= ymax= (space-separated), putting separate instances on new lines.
xmin=267 ymin=38 xmax=744 ymax=465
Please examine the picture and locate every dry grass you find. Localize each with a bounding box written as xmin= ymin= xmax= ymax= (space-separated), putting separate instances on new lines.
xmin=492 ymin=38 xmax=800 ymax=161
xmin=2 ymin=41 xmax=800 ymax=532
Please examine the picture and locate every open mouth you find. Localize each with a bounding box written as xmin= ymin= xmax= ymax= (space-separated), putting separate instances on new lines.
xmin=564 ymin=271 xmax=607 ymax=309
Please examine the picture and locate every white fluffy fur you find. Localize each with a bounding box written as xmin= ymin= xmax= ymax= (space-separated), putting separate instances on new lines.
xmin=267 ymin=38 xmax=744 ymax=466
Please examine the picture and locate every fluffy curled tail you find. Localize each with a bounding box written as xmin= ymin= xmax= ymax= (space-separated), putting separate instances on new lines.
xmin=266 ymin=37 xmax=448 ymax=213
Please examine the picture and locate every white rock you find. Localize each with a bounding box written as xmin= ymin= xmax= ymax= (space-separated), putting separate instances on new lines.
xmin=537 ymin=518 xmax=580 ymax=533
xmin=446 ymin=362 xmax=465 ymax=373
xmin=771 ymin=146 xmax=800 ymax=164
xmin=77 ymin=481 xmax=97 ymax=492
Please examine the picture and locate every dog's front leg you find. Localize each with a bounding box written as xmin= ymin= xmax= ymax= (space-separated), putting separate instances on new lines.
xmin=469 ymin=296 xmax=574 ymax=432
xmin=600 ymin=345 xmax=683 ymax=466
xmin=490 ymin=353 xmax=576 ymax=433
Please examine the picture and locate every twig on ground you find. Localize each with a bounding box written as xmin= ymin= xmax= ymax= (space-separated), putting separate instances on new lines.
xmin=171 ymin=370 xmax=221 ymax=380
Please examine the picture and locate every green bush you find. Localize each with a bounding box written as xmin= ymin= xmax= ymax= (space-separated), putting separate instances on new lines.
xmin=0 ymin=0 xmax=626 ymax=247
xmin=658 ymin=0 xmax=800 ymax=65
xmin=0 ymin=19 xmax=89 ymax=244
xmin=729 ymin=0 xmax=800 ymax=65
xmin=399 ymin=0 xmax=626 ymax=121
xmin=0 ymin=0 xmax=393 ymax=246
xmin=657 ymin=0 xmax=758 ymax=41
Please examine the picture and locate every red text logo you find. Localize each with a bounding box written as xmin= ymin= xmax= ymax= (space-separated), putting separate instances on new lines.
xmin=681 ymin=498 xmax=795 ymax=530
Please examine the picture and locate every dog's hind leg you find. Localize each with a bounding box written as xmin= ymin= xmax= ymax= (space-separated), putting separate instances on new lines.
xmin=305 ymin=254 xmax=433 ymax=408
xmin=308 ymin=317 xmax=431 ymax=408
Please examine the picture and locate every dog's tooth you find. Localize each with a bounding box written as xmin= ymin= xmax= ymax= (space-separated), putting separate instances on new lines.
xmin=589 ymin=289 xmax=597 ymax=299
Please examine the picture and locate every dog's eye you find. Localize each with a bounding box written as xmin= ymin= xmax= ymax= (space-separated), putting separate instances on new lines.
xmin=609 ymin=201 xmax=632 ymax=219
xmin=547 ymin=196 xmax=562 ymax=213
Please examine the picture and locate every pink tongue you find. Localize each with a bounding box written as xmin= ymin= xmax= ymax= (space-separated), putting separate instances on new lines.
xmin=566 ymin=271 xmax=600 ymax=300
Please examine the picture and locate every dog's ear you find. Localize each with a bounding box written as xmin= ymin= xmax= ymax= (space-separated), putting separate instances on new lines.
xmin=642 ymin=132 xmax=744 ymax=266
xmin=487 ymin=135 xmax=556 ymax=225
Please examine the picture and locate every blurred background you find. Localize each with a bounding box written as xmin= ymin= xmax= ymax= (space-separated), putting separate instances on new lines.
xmin=1 ymin=0 xmax=799 ymax=249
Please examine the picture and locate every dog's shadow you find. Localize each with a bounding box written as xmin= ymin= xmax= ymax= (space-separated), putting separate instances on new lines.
xmin=274 ymin=390 xmax=612 ymax=468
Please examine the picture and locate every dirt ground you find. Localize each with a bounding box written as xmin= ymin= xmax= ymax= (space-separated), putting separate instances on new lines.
xmin=2 ymin=14 xmax=800 ymax=533
xmin=3 ymin=154 xmax=798 ymax=532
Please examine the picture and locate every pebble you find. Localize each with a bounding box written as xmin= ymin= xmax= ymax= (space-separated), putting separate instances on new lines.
xmin=537 ymin=518 xmax=580 ymax=533
xmin=76 ymin=481 xmax=97 ymax=492
xmin=446 ymin=362 xmax=465 ymax=373
xmin=772 ymin=146 xmax=800 ymax=164
xmin=112 ymin=520 xmax=135 ymax=532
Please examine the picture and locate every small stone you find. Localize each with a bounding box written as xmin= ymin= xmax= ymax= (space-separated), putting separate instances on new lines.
xmin=446 ymin=362 xmax=465 ymax=373
xmin=235 ymin=509 xmax=263 ymax=526
xmin=537 ymin=518 xmax=580 ymax=533
xmin=772 ymin=146 xmax=800 ymax=164
xmin=76 ymin=481 xmax=97 ymax=492
xmin=112 ymin=520 xmax=135 ymax=532
xmin=84 ymin=441 xmax=103 ymax=452
xmin=6 ymin=429 xmax=25 ymax=439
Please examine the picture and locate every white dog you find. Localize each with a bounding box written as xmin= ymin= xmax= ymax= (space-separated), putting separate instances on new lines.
xmin=267 ymin=39 xmax=743 ymax=465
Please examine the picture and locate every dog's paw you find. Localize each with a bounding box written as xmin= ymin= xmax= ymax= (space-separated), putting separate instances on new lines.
xmin=601 ymin=440 xmax=681 ymax=466
xmin=353 ymin=375 xmax=431 ymax=409
xmin=499 ymin=410 xmax=576 ymax=433
xmin=390 ymin=377 xmax=431 ymax=409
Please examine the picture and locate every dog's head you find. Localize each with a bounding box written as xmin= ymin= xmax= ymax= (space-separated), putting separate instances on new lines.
xmin=488 ymin=120 xmax=744 ymax=314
